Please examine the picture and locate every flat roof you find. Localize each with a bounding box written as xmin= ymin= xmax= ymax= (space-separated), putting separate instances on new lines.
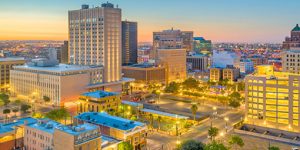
xmin=0 ymin=57 xmax=25 ymax=62
xmin=13 ymin=64 xmax=102 ymax=73
xmin=128 ymin=63 xmax=156 ymax=68
xmin=141 ymin=108 xmax=189 ymax=119
xmin=56 ymin=123 xmax=99 ymax=136
xmin=122 ymin=100 xmax=143 ymax=107
xmin=82 ymin=90 xmax=119 ymax=98
xmin=0 ymin=117 xmax=37 ymax=134
xmin=75 ymin=112 xmax=145 ymax=131
xmin=27 ymin=119 xmax=61 ymax=134
xmin=101 ymin=135 xmax=121 ymax=148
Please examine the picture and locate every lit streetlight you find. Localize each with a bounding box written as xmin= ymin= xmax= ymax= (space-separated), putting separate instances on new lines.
xmin=224 ymin=117 xmax=229 ymax=132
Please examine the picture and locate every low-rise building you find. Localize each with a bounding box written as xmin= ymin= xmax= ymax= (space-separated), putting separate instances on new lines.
xmin=0 ymin=117 xmax=37 ymax=150
xmin=282 ymin=49 xmax=300 ymax=74
xmin=10 ymin=64 xmax=103 ymax=106
xmin=75 ymin=112 xmax=147 ymax=150
xmin=0 ymin=57 xmax=25 ymax=92
xmin=186 ymin=54 xmax=208 ymax=71
xmin=122 ymin=63 xmax=166 ymax=84
xmin=240 ymin=59 xmax=254 ymax=74
xmin=210 ymin=68 xmax=222 ymax=82
xmin=157 ymin=49 xmax=186 ymax=83
xmin=78 ymin=90 xmax=121 ymax=113
xmin=24 ymin=119 xmax=101 ymax=150
xmin=223 ymin=67 xmax=240 ymax=82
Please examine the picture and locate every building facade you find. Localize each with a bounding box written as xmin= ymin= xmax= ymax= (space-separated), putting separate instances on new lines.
xmin=78 ymin=90 xmax=121 ymax=113
xmin=122 ymin=64 xmax=166 ymax=84
xmin=157 ymin=49 xmax=186 ymax=83
xmin=75 ymin=112 xmax=147 ymax=150
xmin=10 ymin=64 xmax=103 ymax=106
xmin=245 ymin=65 xmax=300 ymax=131
xmin=58 ymin=41 xmax=69 ymax=64
xmin=240 ymin=59 xmax=254 ymax=74
xmin=186 ymin=54 xmax=208 ymax=71
xmin=151 ymin=29 xmax=193 ymax=59
xmin=0 ymin=57 xmax=25 ymax=92
xmin=209 ymin=68 xmax=222 ymax=82
xmin=283 ymin=24 xmax=300 ymax=50
xmin=69 ymin=3 xmax=122 ymax=83
xmin=122 ymin=21 xmax=138 ymax=65
xmin=193 ymin=37 xmax=212 ymax=53
xmin=223 ymin=67 xmax=240 ymax=82
xmin=282 ymin=49 xmax=300 ymax=74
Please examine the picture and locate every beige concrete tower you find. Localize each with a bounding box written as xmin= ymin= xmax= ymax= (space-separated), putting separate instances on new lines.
xmin=68 ymin=3 xmax=122 ymax=83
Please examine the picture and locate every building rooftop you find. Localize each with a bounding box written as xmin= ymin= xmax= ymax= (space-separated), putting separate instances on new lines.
xmin=141 ymin=108 xmax=189 ymax=119
xmin=0 ymin=117 xmax=37 ymax=134
xmin=0 ymin=57 xmax=25 ymax=62
xmin=122 ymin=100 xmax=143 ymax=107
xmin=13 ymin=64 xmax=102 ymax=73
xmin=101 ymin=135 xmax=121 ymax=149
xmin=82 ymin=90 xmax=119 ymax=99
xmin=292 ymin=24 xmax=300 ymax=32
xmin=128 ymin=63 xmax=157 ymax=68
xmin=56 ymin=123 xmax=99 ymax=136
xmin=75 ymin=112 xmax=145 ymax=131
xmin=26 ymin=119 xmax=61 ymax=134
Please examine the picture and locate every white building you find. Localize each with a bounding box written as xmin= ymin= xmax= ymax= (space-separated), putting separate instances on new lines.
xmin=10 ymin=64 xmax=103 ymax=106
xmin=282 ymin=48 xmax=300 ymax=74
xmin=240 ymin=59 xmax=254 ymax=74
xmin=68 ymin=3 xmax=122 ymax=83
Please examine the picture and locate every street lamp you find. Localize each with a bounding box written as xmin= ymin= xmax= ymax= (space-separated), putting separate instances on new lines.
xmin=211 ymin=107 xmax=217 ymax=127
xmin=224 ymin=117 xmax=229 ymax=132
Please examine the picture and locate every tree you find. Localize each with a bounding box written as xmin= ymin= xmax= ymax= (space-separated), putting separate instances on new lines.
xmin=228 ymin=92 xmax=243 ymax=108
xmin=21 ymin=104 xmax=31 ymax=113
xmin=14 ymin=99 xmax=22 ymax=105
xmin=43 ymin=96 xmax=50 ymax=103
xmin=149 ymin=114 xmax=154 ymax=129
xmin=45 ymin=108 xmax=69 ymax=124
xmin=118 ymin=141 xmax=133 ymax=150
xmin=205 ymin=141 xmax=228 ymax=150
xmin=164 ymin=82 xmax=180 ymax=93
xmin=32 ymin=112 xmax=44 ymax=119
xmin=229 ymin=135 xmax=244 ymax=150
xmin=3 ymin=108 xmax=11 ymax=118
xmin=190 ymin=104 xmax=198 ymax=121
xmin=177 ymin=139 xmax=205 ymax=150
xmin=269 ymin=146 xmax=280 ymax=150
xmin=208 ymin=127 xmax=219 ymax=141
xmin=12 ymin=107 xmax=19 ymax=117
xmin=157 ymin=116 xmax=162 ymax=130
xmin=0 ymin=93 xmax=10 ymax=106
xmin=182 ymin=78 xmax=199 ymax=91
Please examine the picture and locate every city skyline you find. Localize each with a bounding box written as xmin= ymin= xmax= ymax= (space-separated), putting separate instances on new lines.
xmin=1 ymin=0 xmax=300 ymax=43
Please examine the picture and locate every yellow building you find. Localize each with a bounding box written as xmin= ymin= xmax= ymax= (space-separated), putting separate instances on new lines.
xmin=223 ymin=67 xmax=240 ymax=82
xmin=157 ymin=49 xmax=186 ymax=83
xmin=78 ymin=91 xmax=121 ymax=113
xmin=210 ymin=68 xmax=222 ymax=82
xmin=0 ymin=57 xmax=25 ymax=92
xmin=75 ymin=112 xmax=148 ymax=150
xmin=245 ymin=65 xmax=300 ymax=131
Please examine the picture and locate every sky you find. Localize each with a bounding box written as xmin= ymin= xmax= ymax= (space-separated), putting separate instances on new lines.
xmin=0 ymin=0 xmax=299 ymax=43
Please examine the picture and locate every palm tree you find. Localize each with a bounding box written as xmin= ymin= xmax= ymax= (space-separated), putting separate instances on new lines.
xmin=208 ymin=127 xmax=219 ymax=141
xmin=191 ymin=104 xmax=198 ymax=121
xmin=157 ymin=116 xmax=162 ymax=130
xmin=12 ymin=107 xmax=19 ymax=117
xmin=3 ymin=108 xmax=11 ymax=123
xmin=229 ymin=135 xmax=244 ymax=150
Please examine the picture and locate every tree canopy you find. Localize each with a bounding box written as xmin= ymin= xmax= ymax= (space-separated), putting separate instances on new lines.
xmin=177 ymin=139 xmax=205 ymax=150
xmin=204 ymin=141 xmax=228 ymax=150
xmin=164 ymin=82 xmax=180 ymax=93
xmin=118 ymin=142 xmax=133 ymax=150
xmin=45 ymin=108 xmax=69 ymax=121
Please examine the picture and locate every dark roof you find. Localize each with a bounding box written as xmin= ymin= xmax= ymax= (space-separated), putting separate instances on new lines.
xmin=292 ymin=24 xmax=300 ymax=31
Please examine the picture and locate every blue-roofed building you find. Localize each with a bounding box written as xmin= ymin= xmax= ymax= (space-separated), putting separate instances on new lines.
xmin=24 ymin=118 xmax=101 ymax=150
xmin=78 ymin=90 xmax=121 ymax=113
xmin=0 ymin=117 xmax=37 ymax=150
xmin=193 ymin=37 xmax=212 ymax=53
xmin=75 ymin=112 xmax=147 ymax=150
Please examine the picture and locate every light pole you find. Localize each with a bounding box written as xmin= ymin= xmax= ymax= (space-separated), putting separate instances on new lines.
xmin=224 ymin=117 xmax=229 ymax=132
xmin=211 ymin=106 xmax=217 ymax=127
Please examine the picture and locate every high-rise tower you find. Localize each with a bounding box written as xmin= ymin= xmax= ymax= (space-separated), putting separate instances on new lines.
xmin=68 ymin=3 xmax=122 ymax=82
xmin=122 ymin=21 xmax=137 ymax=65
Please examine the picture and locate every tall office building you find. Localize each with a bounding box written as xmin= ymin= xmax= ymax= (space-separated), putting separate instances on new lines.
xmin=122 ymin=21 xmax=138 ymax=65
xmin=58 ymin=41 xmax=69 ymax=63
xmin=283 ymin=24 xmax=300 ymax=50
xmin=245 ymin=65 xmax=300 ymax=131
xmin=68 ymin=3 xmax=122 ymax=83
xmin=151 ymin=28 xmax=193 ymax=59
